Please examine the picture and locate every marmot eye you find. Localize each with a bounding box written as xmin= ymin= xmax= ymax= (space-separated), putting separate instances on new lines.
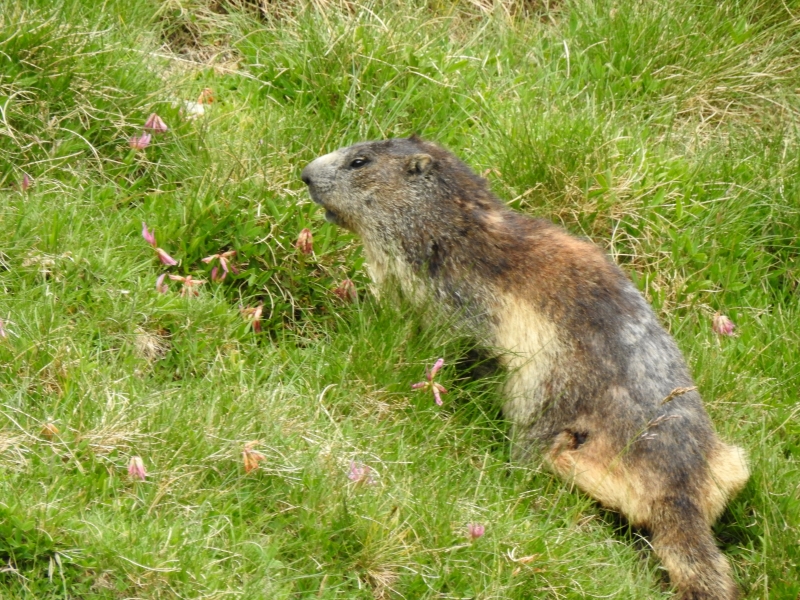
xmin=349 ymin=157 xmax=369 ymax=169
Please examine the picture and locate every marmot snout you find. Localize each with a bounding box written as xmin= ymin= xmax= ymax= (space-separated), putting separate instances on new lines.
xmin=302 ymin=136 xmax=749 ymax=599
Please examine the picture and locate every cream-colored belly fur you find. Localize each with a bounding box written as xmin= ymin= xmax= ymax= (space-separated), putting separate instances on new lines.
xmin=492 ymin=294 xmax=563 ymax=426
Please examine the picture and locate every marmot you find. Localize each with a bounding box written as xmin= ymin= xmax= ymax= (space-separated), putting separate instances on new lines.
xmin=301 ymin=135 xmax=749 ymax=599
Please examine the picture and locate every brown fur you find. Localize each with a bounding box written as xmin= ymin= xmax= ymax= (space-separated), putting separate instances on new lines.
xmin=301 ymin=136 xmax=749 ymax=599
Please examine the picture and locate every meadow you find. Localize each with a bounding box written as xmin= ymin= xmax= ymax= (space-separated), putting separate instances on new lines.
xmin=0 ymin=0 xmax=798 ymax=597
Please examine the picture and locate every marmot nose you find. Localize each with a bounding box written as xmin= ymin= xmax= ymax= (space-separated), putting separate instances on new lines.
xmin=300 ymin=166 xmax=312 ymax=186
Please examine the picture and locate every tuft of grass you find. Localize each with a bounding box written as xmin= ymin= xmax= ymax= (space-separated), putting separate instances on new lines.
xmin=1 ymin=0 xmax=798 ymax=598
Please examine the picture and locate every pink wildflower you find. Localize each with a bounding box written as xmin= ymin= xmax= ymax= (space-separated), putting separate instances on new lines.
xmin=712 ymin=313 xmax=735 ymax=337
xmin=243 ymin=441 xmax=266 ymax=473
xmin=142 ymin=222 xmax=157 ymax=247
xmin=155 ymin=273 xmax=168 ymax=293
xmin=128 ymin=456 xmax=147 ymax=481
xmin=155 ymin=248 xmax=178 ymax=266
xmin=142 ymin=222 xmax=178 ymax=265
xmin=467 ymin=523 xmax=485 ymax=541
xmin=202 ymin=250 xmax=238 ymax=282
xmin=240 ymin=304 xmax=264 ymax=333
xmin=348 ymin=461 xmax=376 ymax=485
xmin=144 ymin=113 xmax=168 ymax=133
xmin=169 ymin=274 xmax=204 ymax=296
xmin=296 ymin=228 xmax=313 ymax=255
xmin=21 ymin=174 xmax=32 ymax=192
xmin=333 ymin=279 xmax=357 ymax=302
xmin=411 ymin=358 xmax=447 ymax=406
xmin=129 ymin=132 xmax=151 ymax=151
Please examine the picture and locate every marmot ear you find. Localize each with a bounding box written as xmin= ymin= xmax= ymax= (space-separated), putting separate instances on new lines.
xmin=407 ymin=153 xmax=433 ymax=176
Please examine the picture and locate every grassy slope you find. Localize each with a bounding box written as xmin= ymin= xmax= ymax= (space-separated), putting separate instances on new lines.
xmin=0 ymin=0 xmax=798 ymax=597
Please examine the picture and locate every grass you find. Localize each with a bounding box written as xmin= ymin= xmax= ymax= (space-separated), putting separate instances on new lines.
xmin=1 ymin=0 xmax=798 ymax=597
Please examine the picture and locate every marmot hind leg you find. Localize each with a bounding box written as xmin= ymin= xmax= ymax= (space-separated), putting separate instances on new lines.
xmin=546 ymin=431 xmax=741 ymax=599
xmin=649 ymin=496 xmax=739 ymax=600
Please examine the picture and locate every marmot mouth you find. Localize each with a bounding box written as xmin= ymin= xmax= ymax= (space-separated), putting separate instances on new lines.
xmin=324 ymin=209 xmax=344 ymax=226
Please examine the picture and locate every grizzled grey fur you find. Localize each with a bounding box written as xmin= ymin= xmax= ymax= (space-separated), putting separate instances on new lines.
xmin=301 ymin=136 xmax=749 ymax=599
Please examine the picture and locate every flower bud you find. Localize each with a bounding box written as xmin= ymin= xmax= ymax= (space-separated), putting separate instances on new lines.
xmin=712 ymin=313 xmax=735 ymax=336
xmin=348 ymin=461 xmax=376 ymax=485
xmin=128 ymin=456 xmax=147 ymax=481
xmin=129 ymin=132 xmax=151 ymax=151
xmin=296 ymin=228 xmax=313 ymax=255
xmin=144 ymin=113 xmax=168 ymax=133
xmin=155 ymin=273 xmax=168 ymax=293
xmin=142 ymin=222 xmax=156 ymax=247
xmin=467 ymin=523 xmax=485 ymax=541
xmin=333 ymin=279 xmax=356 ymax=302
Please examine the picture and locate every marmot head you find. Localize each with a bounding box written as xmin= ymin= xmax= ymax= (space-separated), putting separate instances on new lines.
xmin=301 ymin=136 xmax=520 ymax=301
xmin=300 ymin=136 xmax=498 ymax=241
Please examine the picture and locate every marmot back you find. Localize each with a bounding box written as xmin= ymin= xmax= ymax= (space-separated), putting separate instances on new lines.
xmin=302 ymin=136 xmax=749 ymax=599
